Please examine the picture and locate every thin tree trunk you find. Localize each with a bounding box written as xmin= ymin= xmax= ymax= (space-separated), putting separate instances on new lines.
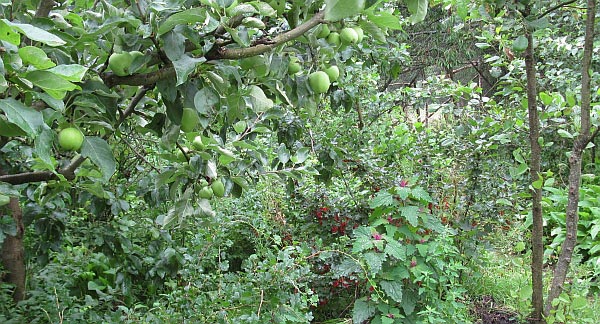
xmin=1 ymin=196 xmax=26 ymax=302
xmin=544 ymin=0 xmax=596 ymax=315
xmin=524 ymin=25 xmax=545 ymax=323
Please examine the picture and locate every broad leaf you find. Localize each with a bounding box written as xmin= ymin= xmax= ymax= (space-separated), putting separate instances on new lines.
xmin=0 ymin=20 xmax=20 ymax=45
xmin=0 ymin=98 xmax=45 ymax=138
xmin=47 ymin=64 xmax=88 ymax=82
xmin=172 ymin=55 xmax=205 ymax=86
xmin=370 ymin=191 xmax=396 ymax=208
xmin=81 ymin=136 xmax=116 ymax=182
xmin=384 ymin=238 xmax=406 ymax=261
xmin=324 ymin=0 xmax=365 ymax=21
xmin=353 ymin=297 xmax=376 ymax=324
xmin=366 ymin=11 xmax=403 ymax=30
xmin=18 ymin=46 xmax=55 ymax=69
xmin=400 ymin=206 xmax=420 ymax=226
xmin=25 ymin=70 xmax=79 ymax=99
xmin=363 ymin=251 xmax=386 ymax=274
xmin=380 ymin=280 xmax=403 ymax=303
xmin=406 ymin=0 xmax=428 ymax=24
xmin=33 ymin=128 xmax=56 ymax=170
xmin=247 ymin=85 xmax=273 ymax=112
xmin=4 ymin=20 xmax=66 ymax=46
xmin=157 ymin=7 xmax=208 ymax=36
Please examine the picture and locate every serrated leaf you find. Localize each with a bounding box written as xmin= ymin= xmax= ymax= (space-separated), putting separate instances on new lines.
xmin=410 ymin=186 xmax=431 ymax=202
xmin=363 ymin=251 xmax=385 ymax=274
xmin=353 ymin=297 xmax=376 ymax=324
xmin=384 ymin=238 xmax=406 ymax=261
xmin=353 ymin=231 xmax=374 ymax=253
xmin=380 ymin=280 xmax=403 ymax=303
xmin=402 ymin=288 xmax=417 ymax=315
xmin=401 ymin=206 xmax=420 ymax=226
xmin=4 ymin=20 xmax=65 ymax=46
xmin=0 ymin=98 xmax=45 ymax=138
xmin=324 ymin=0 xmax=366 ymax=22
xmin=157 ymin=7 xmax=207 ymax=36
xmin=81 ymin=136 xmax=116 ymax=182
xmin=370 ymin=191 xmax=396 ymax=208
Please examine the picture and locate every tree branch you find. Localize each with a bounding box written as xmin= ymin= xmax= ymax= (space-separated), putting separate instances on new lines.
xmin=0 ymin=87 xmax=151 ymax=185
xmin=35 ymin=0 xmax=56 ymax=18
xmin=538 ymin=0 xmax=578 ymax=18
xmin=102 ymin=11 xmax=325 ymax=87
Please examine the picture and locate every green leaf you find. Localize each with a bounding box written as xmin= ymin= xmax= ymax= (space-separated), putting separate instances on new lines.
xmin=277 ymin=143 xmax=290 ymax=164
xmin=539 ymin=92 xmax=553 ymax=106
xmin=291 ymin=147 xmax=310 ymax=164
xmin=361 ymin=20 xmax=386 ymax=42
xmin=172 ymin=55 xmax=205 ymax=86
xmin=401 ymin=206 xmax=420 ymax=226
xmin=370 ymin=191 xmax=396 ymax=208
xmin=157 ymin=7 xmax=207 ymax=36
xmin=512 ymin=35 xmax=528 ymax=52
xmin=34 ymin=128 xmax=56 ymax=170
xmin=406 ymin=0 xmax=428 ymax=24
xmin=47 ymin=64 xmax=88 ymax=82
xmin=0 ymin=20 xmax=20 ymax=45
xmin=81 ymin=137 xmax=116 ymax=182
xmin=557 ymin=129 xmax=573 ymax=139
xmin=363 ymin=251 xmax=386 ymax=274
xmin=410 ymin=186 xmax=431 ymax=202
xmin=0 ymin=98 xmax=45 ymax=138
xmin=18 ymin=46 xmax=55 ymax=69
xmin=247 ymin=85 xmax=274 ymax=112
xmin=571 ymin=296 xmax=588 ymax=310
xmin=0 ymin=194 xmax=10 ymax=207
xmin=324 ymin=0 xmax=366 ymax=22
xmin=25 ymin=70 xmax=79 ymax=99
xmin=384 ymin=238 xmax=406 ymax=261
xmin=4 ymin=20 xmax=65 ymax=46
xmin=402 ymin=288 xmax=417 ymax=315
xmin=366 ymin=11 xmax=402 ymax=30
xmin=194 ymin=87 xmax=220 ymax=115
xmin=353 ymin=297 xmax=376 ymax=324
xmin=380 ymin=280 xmax=403 ymax=303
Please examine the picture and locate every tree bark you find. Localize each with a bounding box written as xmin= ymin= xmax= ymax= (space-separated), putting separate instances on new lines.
xmin=0 ymin=196 xmax=26 ymax=302
xmin=523 ymin=18 xmax=545 ymax=324
xmin=544 ymin=0 xmax=596 ymax=315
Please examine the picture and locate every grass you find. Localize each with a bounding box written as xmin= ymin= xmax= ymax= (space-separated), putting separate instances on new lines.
xmin=463 ymin=224 xmax=600 ymax=323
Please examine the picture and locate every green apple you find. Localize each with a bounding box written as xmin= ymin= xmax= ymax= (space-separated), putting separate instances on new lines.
xmin=327 ymin=32 xmax=341 ymax=46
xmin=353 ymin=26 xmax=364 ymax=43
xmin=192 ymin=135 xmax=205 ymax=150
xmin=340 ymin=27 xmax=359 ymax=44
xmin=288 ymin=61 xmax=301 ymax=75
xmin=316 ymin=24 xmax=330 ymax=38
xmin=108 ymin=52 xmax=133 ymax=76
xmin=58 ymin=127 xmax=84 ymax=151
xmin=211 ymin=179 xmax=225 ymax=197
xmin=324 ymin=66 xmax=340 ymax=82
xmin=308 ymin=71 xmax=331 ymax=94
xmin=198 ymin=186 xmax=214 ymax=199
xmin=181 ymin=108 xmax=200 ymax=132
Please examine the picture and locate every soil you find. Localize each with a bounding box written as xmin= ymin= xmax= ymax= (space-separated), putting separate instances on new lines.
xmin=473 ymin=295 xmax=521 ymax=324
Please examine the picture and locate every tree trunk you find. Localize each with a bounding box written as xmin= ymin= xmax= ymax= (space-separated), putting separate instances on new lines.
xmin=544 ymin=0 xmax=596 ymax=315
xmin=524 ymin=26 xmax=545 ymax=323
xmin=1 ymin=196 xmax=26 ymax=302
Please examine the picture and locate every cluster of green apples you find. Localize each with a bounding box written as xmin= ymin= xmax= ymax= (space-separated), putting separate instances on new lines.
xmin=197 ymin=178 xmax=225 ymax=199
xmin=307 ymin=65 xmax=340 ymax=94
xmin=316 ymin=24 xmax=364 ymax=47
xmin=108 ymin=51 xmax=145 ymax=76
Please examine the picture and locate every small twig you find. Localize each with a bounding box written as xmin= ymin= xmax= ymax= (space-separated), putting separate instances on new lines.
xmin=538 ymin=0 xmax=578 ymax=18
xmin=257 ymin=289 xmax=264 ymax=317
